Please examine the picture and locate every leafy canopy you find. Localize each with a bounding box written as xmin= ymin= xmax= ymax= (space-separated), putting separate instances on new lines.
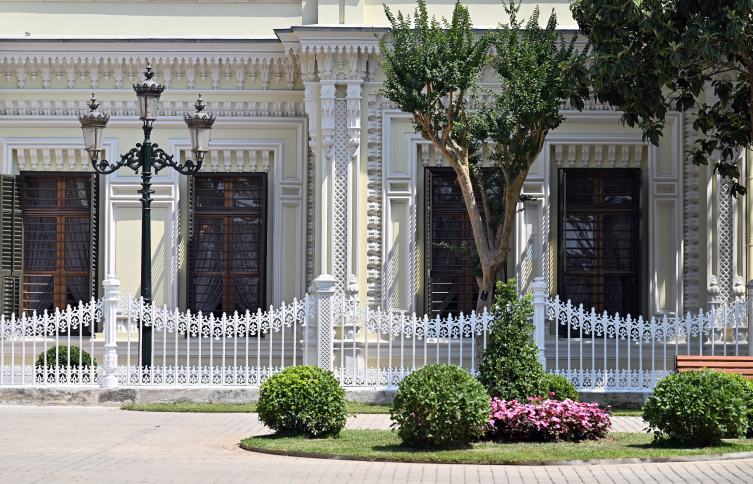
xmin=377 ymin=0 xmax=588 ymax=305
xmin=378 ymin=0 xmax=489 ymax=152
xmin=572 ymin=0 xmax=753 ymax=197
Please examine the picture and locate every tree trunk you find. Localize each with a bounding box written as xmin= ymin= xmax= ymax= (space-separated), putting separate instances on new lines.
xmin=474 ymin=263 xmax=505 ymax=364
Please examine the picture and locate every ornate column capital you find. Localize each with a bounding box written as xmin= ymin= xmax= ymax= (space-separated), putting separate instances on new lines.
xmin=320 ymin=81 xmax=337 ymax=158
xmin=345 ymin=82 xmax=362 ymax=158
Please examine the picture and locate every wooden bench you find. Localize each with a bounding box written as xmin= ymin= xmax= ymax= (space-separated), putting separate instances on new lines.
xmin=675 ymin=355 xmax=753 ymax=379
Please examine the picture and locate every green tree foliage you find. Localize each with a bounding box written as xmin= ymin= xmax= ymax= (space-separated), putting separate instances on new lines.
xmin=378 ymin=0 xmax=588 ymax=311
xmin=572 ymin=0 xmax=753 ymax=197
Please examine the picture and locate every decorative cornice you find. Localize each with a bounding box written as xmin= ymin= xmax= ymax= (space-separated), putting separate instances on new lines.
xmin=0 ymin=54 xmax=297 ymax=90
xmin=1 ymin=99 xmax=305 ymax=117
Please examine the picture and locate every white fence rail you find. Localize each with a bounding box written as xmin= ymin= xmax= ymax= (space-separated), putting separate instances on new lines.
xmin=333 ymin=294 xmax=493 ymax=387
xmin=1 ymin=274 xmax=751 ymax=391
xmin=111 ymin=292 xmax=314 ymax=386
xmin=0 ymin=298 xmax=102 ymax=386
xmin=546 ymin=295 xmax=750 ymax=392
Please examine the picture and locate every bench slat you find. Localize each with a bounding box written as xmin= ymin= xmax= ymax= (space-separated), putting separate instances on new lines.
xmin=676 ymin=362 xmax=753 ymax=369
xmin=676 ymin=356 xmax=753 ymax=362
xmin=674 ymin=356 xmax=753 ymax=378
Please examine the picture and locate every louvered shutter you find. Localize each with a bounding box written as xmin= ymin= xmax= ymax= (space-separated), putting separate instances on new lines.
xmin=0 ymin=175 xmax=22 ymax=317
xmin=424 ymin=169 xmax=432 ymax=316
xmin=88 ymin=173 xmax=99 ymax=302
xmin=186 ymin=175 xmax=195 ymax=310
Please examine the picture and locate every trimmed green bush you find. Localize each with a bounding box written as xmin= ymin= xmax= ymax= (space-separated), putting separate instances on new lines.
xmin=257 ymin=365 xmax=347 ymax=438
xmin=541 ymin=373 xmax=579 ymax=402
xmin=728 ymin=373 xmax=753 ymax=438
xmin=390 ymin=364 xmax=490 ymax=448
xmin=477 ymin=279 xmax=548 ymax=401
xmin=35 ymin=345 xmax=97 ymax=368
xmin=644 ymin=370 xmax=749 ymax=446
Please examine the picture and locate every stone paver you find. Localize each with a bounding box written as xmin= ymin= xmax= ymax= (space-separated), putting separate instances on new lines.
xmin=0 ymin=407 xmax=750 ymax=483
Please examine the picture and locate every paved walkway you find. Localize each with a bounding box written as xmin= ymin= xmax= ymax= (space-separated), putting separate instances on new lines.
xmin=1 ymin=407 xmax=752 ymax=483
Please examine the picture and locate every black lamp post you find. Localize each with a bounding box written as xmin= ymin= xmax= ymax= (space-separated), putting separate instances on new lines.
xmin=78 ymin=64 xmax=215 ymax=367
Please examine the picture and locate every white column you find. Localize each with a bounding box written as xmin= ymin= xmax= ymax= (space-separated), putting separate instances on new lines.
xmin=346 ymin=81 xmax=362 ymax=281
xmin=314 ymin=274 xmax=337 ymax=371
xmin=531 ymin=276 xmax=548 ymax=370
xmin=101 ymin=274 xmax=120 ymax=388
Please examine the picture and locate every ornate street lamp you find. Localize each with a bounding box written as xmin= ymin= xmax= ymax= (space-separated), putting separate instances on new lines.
xmin=78 ymin=63 xmax=215 ymax=367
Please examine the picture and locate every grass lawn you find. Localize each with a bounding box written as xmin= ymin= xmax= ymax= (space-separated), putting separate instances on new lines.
xmin=240 ymin=430 xmax=753 ymax=464
xmin=121 ymin=402 xmax=394 ymax=414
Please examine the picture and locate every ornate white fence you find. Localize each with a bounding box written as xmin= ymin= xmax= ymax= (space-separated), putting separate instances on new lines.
xmin=0 ymin=298 xmax=102 ymax=386
xmin=110 ymin=292 xmax=314 ymax=386
xmin=1 ymin=274 xmax=750 ymax=391
xmin=333 ymin=294 xmax=493 ymax=387
xmin=546 ymin=295 xmax=749 ymax=392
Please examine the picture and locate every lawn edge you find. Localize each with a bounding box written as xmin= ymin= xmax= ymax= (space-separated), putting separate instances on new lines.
xmin=238 ymin=442 xmax=753 ymax=466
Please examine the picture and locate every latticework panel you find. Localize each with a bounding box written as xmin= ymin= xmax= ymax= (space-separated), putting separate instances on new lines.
xmin=332 ymin=100 xmax=349 ymax=293
xmin=718 ymin=178 xmax=733 ymax=302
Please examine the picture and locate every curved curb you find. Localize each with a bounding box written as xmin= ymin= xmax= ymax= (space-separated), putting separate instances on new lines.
xmin=239 ymin=443 xmax=753 ymax=467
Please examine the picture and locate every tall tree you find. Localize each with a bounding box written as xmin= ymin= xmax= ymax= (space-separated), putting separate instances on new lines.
xmin=572 ymin=0 xmax=753 ymax=197
xmin=377 ymin=0 xmax=588 ymax=311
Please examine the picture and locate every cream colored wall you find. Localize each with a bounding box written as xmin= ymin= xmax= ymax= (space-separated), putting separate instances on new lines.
xmin=0 ymin=2 xmax=303 ymax=37
xmin=365 ymin=0 xmax=577 ymax=28
xmin=1 ymin=115 xmax=307 ymax=310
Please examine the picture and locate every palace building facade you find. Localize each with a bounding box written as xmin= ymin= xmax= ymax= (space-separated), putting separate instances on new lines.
xmin=0 ymin=0 xmax=745 ymax=324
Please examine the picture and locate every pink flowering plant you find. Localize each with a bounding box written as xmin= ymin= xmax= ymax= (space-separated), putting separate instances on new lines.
xmin=488 ymin=394 xmax=611 ymax=442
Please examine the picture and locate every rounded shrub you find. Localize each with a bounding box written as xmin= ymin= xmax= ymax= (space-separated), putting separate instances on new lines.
xmin=644 ymin=370 xmax=749 ymax=446
xmin=541 ymin=373 xmax=579 ymax=402
xmin=390 ymin=364 xmax=490 ymax=448
xmin=257 ymin=365 xmax=346 ymax=438
xmin=35 ymin=345 xmax=97 ymax=368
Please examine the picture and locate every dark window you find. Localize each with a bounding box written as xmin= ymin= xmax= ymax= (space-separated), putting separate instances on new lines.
xmin=558 ymin=169 xmax=641 ymax=323
xmin=22 ymin=175 xmax=97 ymax=315
xmin=425 ymin=169 xmax=483 ymax=319
xmin=189 ymin=175 xmax=267 ymax=318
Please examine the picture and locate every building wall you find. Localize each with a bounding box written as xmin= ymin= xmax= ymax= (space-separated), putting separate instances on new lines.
xmin=0 ymin=0 xmax=747 ymax=318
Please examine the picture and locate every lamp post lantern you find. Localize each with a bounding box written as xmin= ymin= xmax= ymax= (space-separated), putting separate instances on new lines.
xmin=78 ymin=63 xmax=215 ymax=368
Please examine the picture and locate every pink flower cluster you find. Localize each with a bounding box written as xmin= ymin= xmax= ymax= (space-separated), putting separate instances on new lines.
xmin=488 ymin=395 xmax=612 ymax=442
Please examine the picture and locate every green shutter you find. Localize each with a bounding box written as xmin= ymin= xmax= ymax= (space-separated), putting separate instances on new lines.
xmin=424 ymin=168 xmax=432 ymax=317
xmin=89 ymin=173 xmax=99 ymax=302
xmin=0 ymin=175 xmax=22 ymax=317
xmin=186 ymin=175 xmax=195 ymax=310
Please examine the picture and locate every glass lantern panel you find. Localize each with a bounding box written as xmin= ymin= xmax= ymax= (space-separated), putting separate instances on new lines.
xmin=82 ymin=126 xmax=97 ymax=151
xmin=145 ymin=95 xmax=160 ymax=120
xmin=197 ymin=127 xmax=212 ymax=152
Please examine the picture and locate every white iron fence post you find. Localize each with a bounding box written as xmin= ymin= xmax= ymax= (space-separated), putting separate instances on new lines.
xmin=531 ymin=277 xmax=548 ymax=370
xmin=313 ymin=274 xmax=337 ymax=371
xmin=101 ymin=274 xmax=120 ymax=388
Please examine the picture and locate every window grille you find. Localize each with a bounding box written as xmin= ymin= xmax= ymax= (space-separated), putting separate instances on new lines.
xmin=425 ymin=169 xmax=483 ymax=319
xmin=188 ymin=175 xmax=267 ymax=320
xmin=558 ymin=169 xmax=641 ymax=329
xmin=22 ymin=174 xmax=98 ymax=319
